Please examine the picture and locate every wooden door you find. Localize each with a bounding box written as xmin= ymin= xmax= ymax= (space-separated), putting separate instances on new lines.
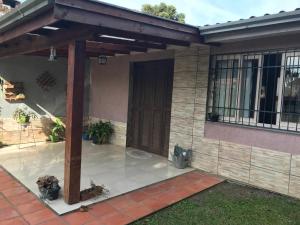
xmin=127 ymin=59 xmax=174 ymax=157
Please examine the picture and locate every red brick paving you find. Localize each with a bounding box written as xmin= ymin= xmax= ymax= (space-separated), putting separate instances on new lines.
xmin=0 ymin=166 xmax=223 ymax=225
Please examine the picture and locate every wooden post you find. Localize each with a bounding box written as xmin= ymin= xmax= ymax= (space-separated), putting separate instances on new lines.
xmin=64 ymin=40 xmax=86 ymax=204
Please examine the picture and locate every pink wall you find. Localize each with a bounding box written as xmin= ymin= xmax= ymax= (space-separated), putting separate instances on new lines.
xmin=205 ymin=122 xmax=300 ymax=154
xmin=90 ymin=51 xmax=174 ymax=123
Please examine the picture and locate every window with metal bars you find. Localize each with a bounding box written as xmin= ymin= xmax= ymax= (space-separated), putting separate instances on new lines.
xmin=207 ymin=50 xmax=300 ymax=132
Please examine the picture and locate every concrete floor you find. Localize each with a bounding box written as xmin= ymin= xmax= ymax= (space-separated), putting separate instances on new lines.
xmin=0 ymin=141 xmax=193 ymax=215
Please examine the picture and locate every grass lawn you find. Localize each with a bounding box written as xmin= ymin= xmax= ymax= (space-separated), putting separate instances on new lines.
xmin=131 ymin=182 xmax=300 ymax=225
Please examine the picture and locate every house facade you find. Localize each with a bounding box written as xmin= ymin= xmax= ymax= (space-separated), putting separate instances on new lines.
xmin=0 ymin=0 xmax=299 ymax=202
xmin=90 ymin=11 xmax=300 ymax=199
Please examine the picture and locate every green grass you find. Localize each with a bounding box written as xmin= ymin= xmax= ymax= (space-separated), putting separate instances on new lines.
xmin=131 ymin=182 xmax=300 ymax=225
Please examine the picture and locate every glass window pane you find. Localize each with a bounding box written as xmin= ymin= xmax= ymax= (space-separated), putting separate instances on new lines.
xmin=282 ymin=56 xmax=300 ymax=123
xmin=213 ymin=59 xmax=238 ymax=117
xmin=240 ymin=59 xmax=258 ymax=118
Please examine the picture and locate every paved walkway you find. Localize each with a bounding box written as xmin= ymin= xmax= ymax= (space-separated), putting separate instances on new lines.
xmin=0 ymin=167 xmax=223 ymax=225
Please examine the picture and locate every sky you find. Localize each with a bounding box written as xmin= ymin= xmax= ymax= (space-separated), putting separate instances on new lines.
xmin=20 ymin=0 xmax=300 ymax=26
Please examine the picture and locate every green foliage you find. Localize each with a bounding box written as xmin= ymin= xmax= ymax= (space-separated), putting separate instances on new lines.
xmin=141 ymin=2 xmax=185 ymax=23
xmin=12 ymin=107 xmax=37 ymax=124
xmin=132 ymin=182 xmax=300 ymax=225
xmin=49 ymin=118 xmax=65 ymax=143
xmin=88 ymin=121 xmax=114 ymax=144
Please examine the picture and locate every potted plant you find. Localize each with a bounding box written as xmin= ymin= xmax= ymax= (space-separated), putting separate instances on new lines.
xmin=13 ymin=107 xmax=37 ymax=124
xmin=49 ymin=118 xmax=65 ymax=143
xmin=208 ymin=112 xmax=219 ymax=122
xmin=36 ymin=175 xmax=61 ymax=201
xmin=172 ymin=145 xmax=192 ymax=169
xmin=89 ymin=121 xmax=114 ymax=144
xmin=82 ymin=124 xmax=91 ymax=140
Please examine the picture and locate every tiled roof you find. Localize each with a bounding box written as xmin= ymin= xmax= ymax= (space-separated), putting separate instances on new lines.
xmin=200 ymin=8 xmax=300 ymax=28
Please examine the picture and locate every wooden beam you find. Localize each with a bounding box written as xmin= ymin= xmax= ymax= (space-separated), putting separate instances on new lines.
xmin=0 ymin=10 xmax=57 ymax=44
xmin=64 ymin=40 xmax=86 ymax=204
xmin=28 ymin=47 xmax=115 ymax=57
xmin=93 ymin=36 xmax=167 ymax=50
xmin=26 ymin=40 xmax=148 ymax=58
xmin=54 ymin=5 xmax=201 ymax=44
xmin=86 ymin=41 xmax=147 ymax=53
xmin=0 ymin=25 xmax=95 ymax=58
xmin=97 ymin=28 xmax=191 ymax=46
xmin=55 ymin=0 xmax=198 ymax=34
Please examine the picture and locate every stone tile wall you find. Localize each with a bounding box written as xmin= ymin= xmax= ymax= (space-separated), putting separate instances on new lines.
xmin=0 ymin=118 xmax=52 ymax=145
xmin=169 ymin=45 xmax=210 ymax=159
xmin=170 ymin=46 xmax=300 ymax=199
xmin=192 ymin=138 xmax=300 ymax=199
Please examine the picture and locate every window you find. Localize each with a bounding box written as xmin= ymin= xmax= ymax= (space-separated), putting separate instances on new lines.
xmin=213 ymin=59 xmax=238 ymax=118
xmin=207 ymin=50 xmax=300 ymax=133
xmin=281 ymin=54 xmax=300 ymax=126
xmin=240 ymin=57 xmax=259 ymax=119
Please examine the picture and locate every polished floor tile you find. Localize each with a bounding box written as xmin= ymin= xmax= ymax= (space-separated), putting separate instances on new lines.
xmin=0 ymin=142 xmax=193 ymax=214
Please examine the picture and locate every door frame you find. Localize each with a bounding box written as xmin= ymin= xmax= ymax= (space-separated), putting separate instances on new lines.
xmin=126 ymin=58 xmax=174 ymax=157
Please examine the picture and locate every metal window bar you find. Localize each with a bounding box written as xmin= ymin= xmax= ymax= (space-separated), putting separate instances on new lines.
xmin=207 ymin=49 xmax=300 ymax=133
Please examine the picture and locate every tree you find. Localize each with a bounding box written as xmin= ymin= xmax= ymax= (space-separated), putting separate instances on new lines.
xmin=141 ymin=3 xmax=185 ymax=23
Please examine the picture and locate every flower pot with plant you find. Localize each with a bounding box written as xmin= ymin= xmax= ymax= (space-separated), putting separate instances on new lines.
xmin=88 ymin=121 xmax=114 ymax=145
xmin=13 ymin=107 xmax=37 ymax=125
xmin=82 ymin=125 xmax=91 ymax=141
xmin=49 ymin=118 xmax=65 ymax=143
xmin=36 ymin=175 xmax=60 ymax=201
xmin=172 ymin=145 xmax=192 ymax=169
xmin=208 ymin=112 xmax=219 ymax=122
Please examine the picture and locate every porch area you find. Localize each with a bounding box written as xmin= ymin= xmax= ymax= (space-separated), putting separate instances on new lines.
xmin=0 ymin=142 xmax=195 ymax=215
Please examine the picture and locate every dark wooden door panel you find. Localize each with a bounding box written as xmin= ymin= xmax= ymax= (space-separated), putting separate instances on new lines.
xmin=127 ymin=59 xmax=174 ymax=157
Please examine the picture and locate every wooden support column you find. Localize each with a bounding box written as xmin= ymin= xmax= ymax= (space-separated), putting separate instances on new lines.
xmin=64 ymin=40 xmax=86 ymax=204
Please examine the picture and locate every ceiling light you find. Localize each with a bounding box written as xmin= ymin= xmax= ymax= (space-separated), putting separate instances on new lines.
xmin=43 ymin=26 xmax=60 ymax=30
xmin=100 ymin=35 xmax=135 ymax=42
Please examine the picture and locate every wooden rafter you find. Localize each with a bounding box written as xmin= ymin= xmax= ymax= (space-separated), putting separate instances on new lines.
xmin=54 ymin=6 xmax=200 ymax=44
xmin=0 ymin=25 xmax=96 ymax=58
xmin=55 ymin=0 xmax=198 ymax=34
xmin=95 ymin=28 xmax=192 ymax=46
xmin=27 ymin=40 xmax=148 ymax=58
xmin=0 ymin=0 xmax=202 ymax=58
xmin=86 ymin=41 xmax=147 ymax=53
xmin=93 ymin=36 xmax=167 ymax=50
xmin=27 ymin=48 xmax=115 ymax=58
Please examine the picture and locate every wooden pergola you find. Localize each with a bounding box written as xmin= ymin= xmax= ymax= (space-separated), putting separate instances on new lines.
xmin=0 ymin=0 xmax=202 ymax=204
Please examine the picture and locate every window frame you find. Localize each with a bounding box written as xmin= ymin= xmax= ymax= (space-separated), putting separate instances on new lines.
xmin=237 ymin=54 xmax=262 ymax=126
xmin=211 ymin=54 xmax=241 ymax=122
xmin=277 ymin=51 xmax=300 ymax=131
xmin=208 ymin=50 xmax=300 ymax=133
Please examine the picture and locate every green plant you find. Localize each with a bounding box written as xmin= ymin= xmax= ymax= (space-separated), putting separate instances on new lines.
xmin=88 ymin=121 xmax=114 ymax=144
xmin=82 ymin=124 xmax=91 ymax=140
xmin=49 ymin=118 xmax=65 ymax=143
xmin=208 ymin=112 xmax=219 ymax=122
xmin=13 ymin=107 xmax=37 ymax=124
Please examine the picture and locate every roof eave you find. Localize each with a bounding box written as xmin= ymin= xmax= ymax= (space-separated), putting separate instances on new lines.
xmin=0 ymin=0 xmax=54 ymax=33
xmin=200 ymin=10 xmax=300 ymax=35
